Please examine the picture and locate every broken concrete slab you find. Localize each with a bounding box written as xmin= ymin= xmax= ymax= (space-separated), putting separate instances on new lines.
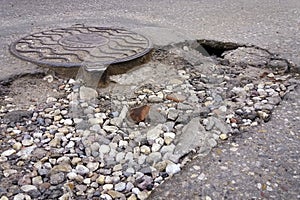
xmin=174 ymin=117 xmax=209 ymax=158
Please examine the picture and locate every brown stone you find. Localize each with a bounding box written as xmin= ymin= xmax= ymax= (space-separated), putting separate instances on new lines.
xmin=39 ymin=182 xmax=51 ymax=190
xmin=129 ymin=105 xmax=150 ymax=123
xmin=107 ymin=190 xmax=125 ymax=199
xmin=166 ymin=93 xmax=186 ymax=103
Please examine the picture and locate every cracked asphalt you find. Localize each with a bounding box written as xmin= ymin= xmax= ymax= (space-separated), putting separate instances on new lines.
xmin=149 ymin=84 xmax=300 ymax=199
xmin=1 ymin=0 xmax=300 ymax=81
xmin=0 ymin=0 xmax=300 ymax=199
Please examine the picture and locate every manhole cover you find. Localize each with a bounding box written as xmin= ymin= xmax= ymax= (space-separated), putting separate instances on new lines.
xmin=10 ymin=26 xmax=152 ymax=67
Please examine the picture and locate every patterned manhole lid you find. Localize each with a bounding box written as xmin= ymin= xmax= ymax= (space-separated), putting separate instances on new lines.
xmin=9 ymin=26 xmax=152 ymax=68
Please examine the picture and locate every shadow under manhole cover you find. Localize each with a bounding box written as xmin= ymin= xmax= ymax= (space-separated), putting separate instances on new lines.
xmin=9 ymin=26 xmax=152 ymax=68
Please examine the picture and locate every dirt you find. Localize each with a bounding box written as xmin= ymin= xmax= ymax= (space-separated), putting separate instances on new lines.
xmin=0 ymin=74 xmax=65 ymax=110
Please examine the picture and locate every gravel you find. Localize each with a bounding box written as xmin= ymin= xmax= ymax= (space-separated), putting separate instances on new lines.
xmin=0 ymin=43 xmax=298 ymax=199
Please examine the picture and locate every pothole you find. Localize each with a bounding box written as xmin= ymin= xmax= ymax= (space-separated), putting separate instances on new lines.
xmin=1 ymin=39 xmax=299 ymax=200
xmin=196 ymin=39 xmax=241 ymax=57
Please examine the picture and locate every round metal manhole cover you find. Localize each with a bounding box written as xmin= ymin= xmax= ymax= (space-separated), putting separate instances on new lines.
xmin=9 ymin=26 xmax=152 ymax=67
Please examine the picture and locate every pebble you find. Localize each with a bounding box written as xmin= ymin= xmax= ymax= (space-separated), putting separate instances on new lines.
xmin=166 ymin=162 xmax=181 ymax=175
xmin=163 ymin=132 xmax=176 ymax=145
xmin=128 ymin=194 xmax=137 ymax=200
xmin=147 ymin=124 xmax=163 ymax=141
xmin=160 ymin=144 xmax=175 ymax=155
xmin=75 ymin=165 xmax=90 ymax=175
xmin=100 ymin=194 xmax=112 ymax=200
xmin=146 ymin=152 xmax=162 ymax=164
xmin=103 ymin=184 xmax=114 ymax=191
xmin=140 ymin=145 xmax=151 ymax=155
xmin=129 ymin=105 xmax=150 ymax=123
xmin=137 ymin=191 xmax=149 ymax=200
xmin=3 ymin=169 xmax=18 ymax=177
xmin=151 ymin=143 xmax=162 ymax=152
xmin=166 ymin=93 xmax=186 ymax=102
xmin=21 ymin=185 xmax=38 ymax=192
xmin=50 ymin=172 xmax=65 ymax=185
xmin=148 ymin=95 xmax=163 ymax=103
xmin=79 ymin=86 xmax=98 ymax=101
xmin=13 ymin=194 xmax=31 ymax=200
xmin=96 ymin=175 xmax=106 ymax=185
xmin=0 ymin=48 xmax=291 ymax=200
xmin=115 ymin=182 xmax=126 ymax=191
xmin=107 ymin=190 xmax=125 ymax=199
xmin=87 ymin=162 xmax=99 ymax=172
xmin=64 ymin=119 xmax=73 ymax=125
xmin=219 ymin=133 xmax=229 ymax=140
xmin=99 ymin=145 xmax=111 ymax=154
xmin=1 ymin=149 xmax=16 ymax=157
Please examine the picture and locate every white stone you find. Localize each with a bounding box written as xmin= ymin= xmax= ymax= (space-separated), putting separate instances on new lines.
xmin=3 ymin=169 xmax=18 ymax=177
xmin=137 ymin=191 xmax=149 ymax=200
xmin=73 ymin=118 xmax=83 ymax=124
xmin=116 ymin=152 xmax=125 ymax=162
xmin=46 ymin=97 xmax=57 ymax=103
xmin=54 ymin=115 xmax=62 ymax=121
xmin=65 ymin=141 xmax=75 ymax=148
xmin=88 ymin=118 xmax=103 ymax=125
xmin=67 ymin=172 xmax=78 ymax=180
xmin=163 ymin=132 xmax=176 ymax=145
xmin=113 ymin=164 xmax=123 ymax=171
xmin=219 ymin=133 xmax=228 ymax=140
xmin=32 ymin=176 xmax=43 ymax=185
xmin=64 ymin=119 xmax=73 ymax=126
xmin=160 ymin=144 xmax=175 ymax=154
xmin=103 ymin=184 xmax=114 ymax=191
xmin=21 ymin=185 xmax=38 ymax=192
xmin=99 ymin=145 xmax=110 ymax=154
xmin=87 ymin=162 xmax=99 ymax=172
xmin=151 ymin=143 xmax=162 ymax=152
xmin=219 ymin=105 xmax=227 ymax=112
xmin=68 ymin=79 xmax=76 ymax=84
xmin=166 ymin=162 xmax=181 ymax=175
xmin=148 ymin=95 xmax=163 ymax=103
xmin=83 ymin=178 xmax=91 ymax=185
xmin=132 ymin=187 xmax=141 ymax=195
xmin=119 ymin=140 xmax=128 ymax=148
xmin=115 ymin=182 xmax=126 ymax=191
xmin=0 ymin=196 xmax=9 ymax=200
xmin=13 ymin=193 xmax=31 ymax=200
xmin=146 ymin=124 xmax=163 ymax=141
xmin=1 ymin=149 xmax=16 ymax=157
xmin=75 ymin=165 xmax=90 ymax=175
xmin=13 ymin=142 xmax=22 ymax=150
xmin=79 ymin=86 xmax=98 ymax=101
xmin=140 ymin=145 xmax=151 ymax=154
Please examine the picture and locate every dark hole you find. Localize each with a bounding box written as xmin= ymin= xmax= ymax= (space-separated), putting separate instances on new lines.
xmin=196 ymin=39 xmax=241 ymax=58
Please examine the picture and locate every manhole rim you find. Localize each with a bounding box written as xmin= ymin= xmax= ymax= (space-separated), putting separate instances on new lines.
xmin=9 ymin=26 xmax=153 ymax=68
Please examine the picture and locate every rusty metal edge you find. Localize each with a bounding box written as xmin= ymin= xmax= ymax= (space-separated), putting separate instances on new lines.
xmin=9 ymin=27 xmax=153 ymax=68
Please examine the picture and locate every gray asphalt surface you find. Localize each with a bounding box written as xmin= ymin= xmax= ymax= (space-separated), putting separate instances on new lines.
xmin=149 ymin=83 xmax=300 ymax=199
xmin=1 ymin=0 xmax=300 ymax=81
xmin=0 ymin=1 xmax=300 ymax=199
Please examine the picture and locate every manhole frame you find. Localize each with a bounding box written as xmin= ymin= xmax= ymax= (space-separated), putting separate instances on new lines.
xmin=9 ymin=26 xmax=152 ymax=68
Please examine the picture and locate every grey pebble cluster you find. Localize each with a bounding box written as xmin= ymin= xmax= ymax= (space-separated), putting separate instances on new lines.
xmin=0 ymin=46 xmax=296 ymax=200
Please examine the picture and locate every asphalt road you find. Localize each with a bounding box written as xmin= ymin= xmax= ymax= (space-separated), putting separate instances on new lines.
xmin=0 ymin=0 xmax=300 ymax=81
xmin=0 ymin=1 xmax=300 ymax=199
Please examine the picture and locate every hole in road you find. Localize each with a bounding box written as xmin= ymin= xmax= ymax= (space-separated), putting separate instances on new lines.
xmin=196 ymin=39 xmax=241 ymax=57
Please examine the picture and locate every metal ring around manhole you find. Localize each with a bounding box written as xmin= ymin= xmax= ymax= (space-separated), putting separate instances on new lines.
xmin=9 ymin=26 xmax=152 ymax=68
